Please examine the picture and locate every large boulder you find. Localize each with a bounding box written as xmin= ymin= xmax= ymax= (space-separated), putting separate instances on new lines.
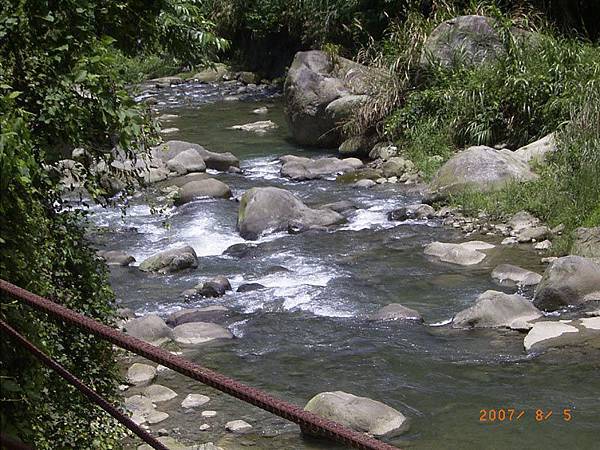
xmin=193 ymin=63 xmax=229 ymax=83
xmin=304 ymin=391 xmax=409 ymax=438
xmin=424 ymin=241 xmax=494 ymax=266
xmin=430 ymin=146 xmax=536 ymax=197
xmin=388 ymin=204 xmax=435 ymax=222
xmin=570 ymin=227 xmax=600 ymax=259
xmin=237 ymin=187 xmax=345 ymax=240
xmin=524 ymin=318 xmax=600 ymax=352
xmin=369 ymin=304 xmax=423 ymax=322
xmin=171 ymin=322 xmax=233 ymax=345
xmin=166 ymin=149 xmax=206 ymax=175
xmin=452 ymin=290 xmax=542 ymax=330
xmin=124 ymin=314 xmax=172 ymax=345
xmin=139 ymin=246 xmax=198 ymax=273
xmin=280 ymin=155 xmax=363 ymax=181
xmin=514 ymin=133 xmax=557 ymax=165
xmin=284 ymin=50 xmax=373 ymax=148
xmin=97 ymin=250 xmax=135 ymax=266
xmin=152 ymin=141 xmax=239 ymax=172
xmin=533 ymin=256 xmax=600 ymax=311
xmin=175 ymin=179 xmax=232 ymax=204
xmin=166 ymin=306 xmax=230 ymax=327
xmin=491 ymin=264 xmax=542 ymax=286
xmin=421 ymin=15 xmax=504 ymax=68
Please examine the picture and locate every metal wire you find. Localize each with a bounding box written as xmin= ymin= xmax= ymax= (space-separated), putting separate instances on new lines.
xmin=0 ymin=279 xmax=400 ymax=450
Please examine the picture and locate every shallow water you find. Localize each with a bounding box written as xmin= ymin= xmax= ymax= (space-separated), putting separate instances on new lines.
xmin=90 ymin=82 xmax=600 ymax=449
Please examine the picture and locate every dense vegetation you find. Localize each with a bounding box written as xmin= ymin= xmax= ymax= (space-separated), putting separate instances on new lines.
xmin=0 ymin=0 xmax=225 ymax=447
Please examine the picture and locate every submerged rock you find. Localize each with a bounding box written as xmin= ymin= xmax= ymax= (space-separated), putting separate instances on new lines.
xmin=166 ymin=306 xmax=230 ymax=327
xmin=369 ymin=304 xmax=423 ymax=322
xmin=229 ymin=120 xmax=277 ymax=134
xmin=319 ymin=200 xmax=356 ymax=214
xmin=524 ymin=318 xmax=600 ymax=352
xmin=304 ymin=391 xmax=409 ymax=438
xmin=139 ymin=246 xmax=198 ymax=273
xmin=237 ymin=283 xmax=266 ymax=293
xmin=424 ymin=241 xmax=494 ymax=266
xmin=237 ymin=187 xmax=344 ymax=240
xmin=533 ymin=256 xmax=600 ymax=311
xmin=171 ymin=322 xmax=233 ymax=345
xmin=491 ymin=264 xmax=542 ymax=286
xmin=452 ymin=290 xmax=542 ymax=329
xmin=279 ymin=155 xmax=363 ymax=181
xmin=175 ymin=179 xmax=232 ymax=204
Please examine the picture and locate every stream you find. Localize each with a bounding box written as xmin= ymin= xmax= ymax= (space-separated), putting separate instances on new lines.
xmin=87 ymin=81 xmax=599 ymax=449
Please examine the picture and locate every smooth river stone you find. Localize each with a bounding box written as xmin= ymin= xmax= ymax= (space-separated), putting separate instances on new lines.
xmin=144 ymin=384 xmax=178 ymax=403
xmin=181 ymin=394 xmax=210 ymax=409
xmin=172 ymin=322 xmax=233 ymax=345
xmin=127 ymin=363 xmax=157 ymax=385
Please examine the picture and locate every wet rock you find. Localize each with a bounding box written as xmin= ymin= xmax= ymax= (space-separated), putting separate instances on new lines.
xmin=388 ymin=204 xmax=435 ymax=221
xmin=176 ymin=179 xmax=232 ymax=204
xmin=124 ymin=314 xmax=172 ymax=345
xmin=181 ymin=393 xmax=210 ymax=409
xmin=125 ymin=394 xmax=155 ymax=416
xmin=225 ymin=420 xmax=253 ymax=433
xmin=193 ymin=276 xmax=232 ymax=298
xmin=280 ymin=155 xmax=362 ymax=181
xmin=380 ymin=157 xmax=414 ymax=178
xmin=252 ymin=106 xmax=268 ymax=115
xmin=229 ymin=120 xmax=277 ymax=134
xmin=172 ymin=322 xmax=233 ymax=345
xmin=491 ymin=264 xmax=542 ymax=286
xmin=533 ymin=256 xmax=600 ymax=311
xmin=571 ymin=227 xmax=600 ymax=258
xmin=159 ymin=172 xmax=211 ymax=188
xmin=424 ymin=241 xmax=494 ymax=266
xmin=152 ymin=141 xmax=239 ymax=171
xmin=516 ymin=226 xmax=550 ymax=243
xmin=97 ymin=250 xmax=135 ymax=266
xmin=237 ymin=71 xmax=260 ymax=85
xmin=144 ymin=384 xmax=178 ymax=403
xmin=139 ymin=245 xmax=198 ymax=273
xmin=353 ymin=179 xmax=376 ymax=189
xmin=127 ymin=364 xmax=157 ymax=386
xmin=202 ymin=410 xmax=217 ymax=417
xmin=452 ymin=290 xmax=542 ymax=329
xmin=193 ymin=64 xmax=229 ymax=82
xmin=222 ymin=243 xmax=259 ymax=258
xmin=237 ymin=283 xmax=266 ymax=293
xmin=319 ymin=201 xmax=356 ymax=214
xmin=421 ymin=15 xmax=504 ymax=68
xmin=338 ymin=135 xmax=375 ymax=157
xmin=166 ymin=149 xmax=206 ymax=175
xmin=524 ymin=318 xmax=600 ymax=352
xmin=166 ymin=306 xmax=230 ymax=327
xmin=429 ymin=146 xmax=536 ymax=198
xmin=161 ymin=127 xmax=179 ymax=135
xmin=150 ymin=76 xmax=183 ymax=88
xmin=143 ymin=167 xmax=170 ymax=184
xmin=304 ymin=391 xmax=409 ymax=438
xmin=237 ymin=187 xmax=344 ymax=240
xmin=369 ymin=304 xmax=423 ymax=322
xmin=284 ymin=50 xmax=374 ymax=147
xmin=369 ymin=143 xmax=398 ymax=161
xmin=514 ymin=133 xmax=557 ymax=165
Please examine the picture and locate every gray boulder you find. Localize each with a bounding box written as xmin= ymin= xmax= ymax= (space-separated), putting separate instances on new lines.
xmin=176 ymin=179 xmax=232 ymax=204
xmin=380 ymin=157 xmax=414 ymax=178
xmin=166 ymin=149 xmax=206 ymax=175
xmin=324 ymin=94 xmax=370 ymax=123
xmin=516 ymin=225 xmax=550 ymax=243
xmin=319 ymin=201 xmax=356 ymax=214
xmin=237 ymin=187 xmax=345 ymax=240
xmin=280 ymin=155 xmax=363 ymax=181
xmin=514 ymin=133 xmax=557 ymax=165
xmin=388 ymin=204 xmax=435 ymax=221
xmin=152 ymin=140 xmax=239 ymax=171
xmin=424 ymin=241 xmax=494 ymax=266
xmin=171 ymin=322 xmax=233 ymax=345
xmin=166 ymin=306 xmax=230 ymax=327
xmin=452 ymin=290 xmax=542 ymax=330
xmin=304 ymin=391 xmax=409 ymax=438
xmin=369 ymin=304 xmax=423 ymax=322
xmin=421 ymin=15 xmax=504 ymax=68
xmin=284 ymin=50 xmax=373 ymax=147
xmin=97 ymin=250 xmax=135 ymax=266
xmin=237 ymin=283 xmax=266 ymax=293
xmin=571 ymin=227 xmax=600 ymax=258
xmin=143 ymin=384 xmax=178 ymax=403
xmin=193 ymin=63 xmax=229 ymax=83
xmin=508 ymin=211 xmax=540 ymax=233
xmin=127 ymin=363 xmax=157 ymax=386
xmin=158 ymin=172 xmax=210 ymax=188
xmin=429 ymin=146 xmax=536 ymax=197
xmin=491 ymin=264 xmax=542 ymax=286
xmin=533 ymin=256 xmax=600 ymax=311
xmin=524 ymin=318 xmax=600 ymax=352
xmin=139 ymin=246 xmax=198 ymax=273
xmin=193 ymin=276 xmax=232 ymax=298
xmin=124 ymin=314 xmax=172 ymax=345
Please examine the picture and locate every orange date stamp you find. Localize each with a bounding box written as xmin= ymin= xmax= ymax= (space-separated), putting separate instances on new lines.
xmin=479 ymin=408 xmax=573 ymax=423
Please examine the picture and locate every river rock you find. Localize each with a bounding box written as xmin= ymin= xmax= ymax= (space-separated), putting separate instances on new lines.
xmin=524 ymin=318 xmax=600 ymax=352
xmin=225 ymin=420 xmax=252 ymax=433
xmin=237 ymin=187 xmax=344 ymax=240
xmin=280 ymin=155 xmax=363 ymax=181
xmin=172 ymin=322 xmax=233 ymax=345
xmin=424 ymin=241 xmax=494 ymax=266
xmin=166 ymin=149 xmax=206 ymax=175
xmin=324 ymin=94 xmax=370 ymax=123
xmin=159 ymin=172 xmax=211 ymax=188
xmin=514 ymin=133 xmax=557 ymax=165
xmin=166 ymin=306 xmax=230 ymax=327
xmin=193 ymin=276 xmax=232 ymax=298
xmin=508 ymin=211 xmax=540 ymax=233
xmin=97 ymin=250 xmax=135 ymax=266
xmin=144 ymin=384 xmax=178 ymax=403
xmin=388 ymin=204 xmax=435 ymax=221
xmin=229 ymin=120 xmax=277 ymax=134
xmin=138 ymin=436 xmax=209 ymax=450
xmin=429 ymin=146 xmax=536 ymax=198
xmin=176 ymin=179 xmax=232 ymax=204
xmin=139 ymin=246 xmax=198 ymax=273
xmin=124 ymin=314 xmax=172 ymax=345
xmin=571 ymin=227 xmax=600 ymax=258
xmin=127 ymin=363 xmax=157 ymax=386
xmin=304 ymin=391 xmax=409 ymax=438
xmin=193 ymin=63 xmax=229 ymax=82
xmin=353 ymin=179 xmax=376 ymax=189
xmin=152 ymin=141 xmax=239 ymax=171
xmin=516 ymin=226 xmax=550 ymax=243
xmin=125 ymin=394 xmax=155 ymax=416
xmin=369 ymin=304 xmax=423 ymax=322
xmin=491 ymin=264 xmax=542 ymax=286
xmin=150 ymin=76 xmax=183 ymax=88
xmin=284 ymin=50 xmax=373 ymax=147
xmin=533 ymin=256 xmax=600 ymax=311
xmin=380 ymin=157 xmax=414 ymax=178
xmin=237 ymin=283 xmax=266 ymax=293
xmin=421 ymin=15 xmax=504 ymax=68
xmin=369 ymin=143 xmax=398 ymax=161
xmin=181 ymin=393 xmax=210 ymax=409
xmin=452 ymin=290 xmax=542 ymax=329
xmin=147 ymin=411 xmax=169 ymax=424
xmin=252 ymin=106 xmax=268 ymax=115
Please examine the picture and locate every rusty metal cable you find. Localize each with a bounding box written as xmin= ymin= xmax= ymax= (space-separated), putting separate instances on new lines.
xmin=0 ymin=319 xmax=169 ymax=450
xmin=0 ymin=279 xmax=400 ymax=450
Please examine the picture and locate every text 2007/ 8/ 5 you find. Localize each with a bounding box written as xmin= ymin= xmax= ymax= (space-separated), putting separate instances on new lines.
xmin=480 ymin=408 xmax=573 ymax=422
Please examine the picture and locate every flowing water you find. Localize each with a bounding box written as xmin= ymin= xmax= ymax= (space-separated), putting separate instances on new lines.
xmin=89 ymin=82 xmax=599 ymax=449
